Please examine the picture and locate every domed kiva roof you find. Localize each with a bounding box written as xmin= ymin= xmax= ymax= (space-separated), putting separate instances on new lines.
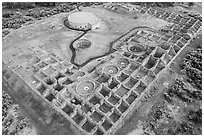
xmin=67 ymin=12 xmax=99 ymax=30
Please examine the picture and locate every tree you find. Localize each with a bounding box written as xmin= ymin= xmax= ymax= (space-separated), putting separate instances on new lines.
xmin=188 ymin=2 xmax=194 ymax=7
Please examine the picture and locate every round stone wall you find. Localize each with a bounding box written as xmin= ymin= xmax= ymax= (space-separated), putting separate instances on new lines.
xmin=67 ymin=12 xmax=99 ymax=31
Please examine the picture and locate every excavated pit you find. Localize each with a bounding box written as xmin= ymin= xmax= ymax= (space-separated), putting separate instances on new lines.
xmin=135 ymin=81 xmax=147 ymax=94
xmin=124 ymin=62 xmax=140 ymax=75
xmin=117 ymin=72 xmax=129 ymax=82
xmin=96 ymin=74 xmax=110 ymax=84
xmin=89 ymin=95 xmax=101 ymax=105
xmin=53 ymin=82 xmax=64 ymax=92
xmin=62 ymin=104 xmax=74 ymax=116
xmin=168 ymin=47 xmax=177 ymax=57
xmin=162 ymin=53 xmax=172 ymax=65
xmin=173 ymin=45 xmax=181 ymax=53
xmin=82 ymin=120 xmax=95 ymax=133
xmin=152 ymin=60 xmax=165 ymax=74
xmin=73 ymin=112 xmax=84 ymax=124
xmin=110 ymin=110 xmax=121 ymax=123
xmin=90 ymin=70 xmax=101 ymax=79
xmin=71 ymin=97 xmax=82 ymax=105
xmin=136 ymin=54 xmax=149 ymax=63
xmin=102 ymin=120 xmax=113 ymax=131
xmin=99 ymin=85 xmax=111 ymax=97
xmin=122 ymin=51 xmax=131 ymax=58
xmin=44 ymin=77 xmax=55 ymax=86
xmin=144 ymin=55 xmax=158 ymax=69
xmin=118 ymin=100 xmax=128 ymax=113
xmin=115 ymin=85 xmax=129 ymax=97
xmin=94 ymin=129 xmax=104 ymax=135
xmin=124 ymin=77 xmax=139 ymax=89
xmin=99 ymin=102 xmax=113 ymax=113
xmin=54 ymin=72 xmax=65 ymax=80
xmin=64 ymin=68 xmax=74 ymax=76
xmin=134 ymin=67 xmax=149 ymax=79
xmin=125 ymin=92 xmax=138 ymax=105
xmin=81 ymin=103 xmax=92 ymax=114
xmin=90 ymin=111 xmax=103 ymax=122
xmin=45 ymin=93 xmax=56 ymax=102
xmin=108 ymin=78 xmax=120 ymax=89
xmin=37 ymin=83 xmax=47 ymax=95
xmin=62 ymin=77 xmax=73 ymax=85
xmin=108 ymin=93 xmax=120 ymax=105
xmin=153 ymin=47 xmax=165 ymax=58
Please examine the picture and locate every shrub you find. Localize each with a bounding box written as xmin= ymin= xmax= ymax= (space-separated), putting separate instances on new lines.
xmin=4 ymin=2 xmax=36 ymax=9
xmin=35 ymin=2 xmax=56 ymax=7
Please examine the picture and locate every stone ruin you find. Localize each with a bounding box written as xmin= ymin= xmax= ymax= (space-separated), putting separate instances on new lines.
xmin=5 ymin=6 xmax=202 ymax=135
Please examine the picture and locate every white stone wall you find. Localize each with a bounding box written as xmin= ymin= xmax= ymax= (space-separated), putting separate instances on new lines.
xmin=67 ymin=20 xmax=92 ymax=30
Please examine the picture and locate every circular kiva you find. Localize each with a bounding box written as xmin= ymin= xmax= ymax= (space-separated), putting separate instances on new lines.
xmin=103 ymin=65 xmax=119 ymax=75
xmin=76 ymin=80 xmax=95 ymax=96
xmin=117 ymin=58 xmax=129 ymax=68
xmin=73 ymin=39 xmax=91 ymax=50
xmin=67 ymin=12 xmax=99 ymax=31
xmin=128 ymin=43 xmax=145 ymax=53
